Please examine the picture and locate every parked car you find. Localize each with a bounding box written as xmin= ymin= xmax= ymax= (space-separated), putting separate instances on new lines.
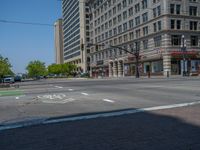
xmin=3 ymin=76 xmax=15 ymax=83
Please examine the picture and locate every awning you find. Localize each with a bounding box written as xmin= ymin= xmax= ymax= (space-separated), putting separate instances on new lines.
xmin=171 ymin=51 xmax=199 ymax=59
xmin=171 ymin=51 xmax=198 ymax=55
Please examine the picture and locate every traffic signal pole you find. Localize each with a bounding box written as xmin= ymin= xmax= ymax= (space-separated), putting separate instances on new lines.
xmin=85 ymin=43 xmax=140 ymax=78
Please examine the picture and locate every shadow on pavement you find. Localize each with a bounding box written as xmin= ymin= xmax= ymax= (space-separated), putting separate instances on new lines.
xmin=0 ymin=108 xmax=200 ymax=150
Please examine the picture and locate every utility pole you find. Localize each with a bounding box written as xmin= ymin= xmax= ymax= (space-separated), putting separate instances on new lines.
xmin=181 ymin=35 xmax=187 ymax=76
xmin=134 ymin=42 xmax=140 ymax=78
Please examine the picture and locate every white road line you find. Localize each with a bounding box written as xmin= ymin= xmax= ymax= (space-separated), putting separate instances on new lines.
xmin=44 ymin=101 xmax=200 ymax=124
xmin=81 ymin=92 xmax=89 ymax=96
xmin=55 ymin=86 xmax=63 ymax=89
xmin=1 ymin=100 xmax=200 ymax=131
xmin=102 ymin=99 xmax=115 ymax=103
xmin=68 ymin=89 xmax=74 ymax=91
xmin=15 ymin=97 xmax=19 ymax=100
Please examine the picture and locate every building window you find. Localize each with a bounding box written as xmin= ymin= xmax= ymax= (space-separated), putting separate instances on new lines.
xmin=109 ymin=20 xmax=112 ymax=28
xmin=105 ymin=22 xmax=108 ymax=29
xmin=129 ymin=32 xmax=134 ymax=40
xmin=153 ymin=8 xmax=157 ymax=18
xmin=98 ymin=27 xmax=100 ymax=33
xmin=143 ymin=26 xmax=148 ymax=36
xmin=123 ymin=0 xmax=127 ymax=8
xmin=110 ymin=40 xmax=113 ymax=46
xmin=117 ymin=3 xmax=122 ymax=11
xmin=113 ymin=17 xmax=117 ymax=25
xmin=118 ymin=25 xmax=122 ymax=33
xmin=129 ymin=19 xmax=134 ymax=29
xmin=105 ymin=50 xmax=108 ymax=58
xmin=102 ymin=34 xmax=104 ymax=40
xmin=190 ymin=21 xmax=198 ymax=30
xmin=101 ymin=24 xmax=104 ymax=31
xmin=142 ymin=12 xmax=148 ymax=23
xmin=105 ymin=32 xmax=108 ymax=38
xmin=135 ymin=16 xmax=140 ymax=26
xmin=154 ymin=36 xmax=162 ymax=47
xmin=191 ymin=36 xmax=198 ymax=46
xmin=123 ymin=23 xmax=128 ymax=31
xmin=128 ymin=0 xmax=133 ymax=4
xmin=124 ymin=34 xmax=128 ymax=42
xmin=135 ymin=3 xmax=140 ymax=13
xmin=105 ymin=13 xmax=108 ymax=20
xmin=114 ymin=38 xmax=117 ymax=45
xmin=189 ymin=6 xmax=197 ymax=16
xmin=177 ymin=20 xmax=181 ymax=29
xmin=176 ymin=5 xmax=181 ymax=14
xmin=109 ymin=49 xmax=112 ymax=57
xmin=157 ymin=6 xmax=161 ymax=16
xmin=109 ymin=10 xmax=112 ymax=18
xmin=123 ymin=11 xmax=127 ymax=20
xmin=113 ymin=28 xmax=117 ymax=35
xmin=171 ymin=35 xmax=181 ymax=46
xmin=170 ymin=4 xmax=175 ymax=14
xmin=171 ymin=20 xmax=175 ymax=29
xmin=113 ymin=7 xmax=116 ymax=15
xmin=100 ymin=6 xmax=103 ymax=13
xmin=136 ymin=29 xmax=141 ymax=38
xmin=128 ymin=7 xmax=133 ymax=17
xmin=143 ymin=40 xmax=148 ymax=49
xmin=109 ymin=30 xmax=112 ymax=37
xmin=153 ymin=23 xmax=157 ymax=32
xmin=119 ymin=36 xmax=122 ymax=44
xmin=118 ymin=14 xmax=122 ymax=22
xmin=158 ymin=21 xmax=161 ymax=31
xmin=101 ymin=16 xmax=104 ymax=22
xmin=142 ymin=0 xmax=148 ymax=9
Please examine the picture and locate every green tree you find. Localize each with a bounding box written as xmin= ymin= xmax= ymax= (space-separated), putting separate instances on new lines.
xmin=0 ymin=55 xmax=13 ymax=79
xmin=61 ymin=63 xmax=77 ymax=76
xmin=26 ymin=60 xmax=47 ymax=78
xmin=48 ymin=64 xmax=62 ymax=75
xmin=47 ymin=63 xmax=77 ymax=77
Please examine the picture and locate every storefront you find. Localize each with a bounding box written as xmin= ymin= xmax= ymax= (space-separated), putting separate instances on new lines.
xmin=171 ymin=51 xmax=200 ymax=75
xmin=124 ymin=56 xmax=135 ymax=76
xmin=142 ymin=60 xmax=163 ymax=76
xmin=91 ymin=60 xmax=109 ymax=78
xmin=124 ymin=64 xmax=135 ymax=76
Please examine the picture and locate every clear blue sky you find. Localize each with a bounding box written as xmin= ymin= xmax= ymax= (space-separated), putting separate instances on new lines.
xmin=0 ymin=0 xmax=62 ymax=73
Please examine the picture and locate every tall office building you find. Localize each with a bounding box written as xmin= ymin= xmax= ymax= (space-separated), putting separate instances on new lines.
xmin=54 ymin=19 xmax=64 ymax=64
xmin=88 ymin=0 xmax=200 ymax=77
xmin=62 ymin=0 xmax=90 ymax=73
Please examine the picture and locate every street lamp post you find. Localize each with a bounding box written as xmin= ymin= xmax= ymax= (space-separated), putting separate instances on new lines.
xmin=181 ymin=35 xmax=187 ymax=76
xmin=134 ymin=41 xmax=140 ymax=78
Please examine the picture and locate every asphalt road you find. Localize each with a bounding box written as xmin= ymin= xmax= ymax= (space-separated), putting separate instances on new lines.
xmin=0 ymin=77 xmax=200 ymax=149
xmin=0 ymin=77 xmax=200 ymax=123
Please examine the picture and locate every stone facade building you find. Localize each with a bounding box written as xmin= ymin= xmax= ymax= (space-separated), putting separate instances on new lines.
xmin=88 ymin=0 xmax=200 ymax=78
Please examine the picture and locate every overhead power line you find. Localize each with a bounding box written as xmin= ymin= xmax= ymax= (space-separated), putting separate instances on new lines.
xmin=0 ymin=19 xmax=54 ymax=27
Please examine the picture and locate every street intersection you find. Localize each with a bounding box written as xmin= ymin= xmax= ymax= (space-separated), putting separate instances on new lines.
xmin=0 ymin=77 xmax=200 ymax=149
